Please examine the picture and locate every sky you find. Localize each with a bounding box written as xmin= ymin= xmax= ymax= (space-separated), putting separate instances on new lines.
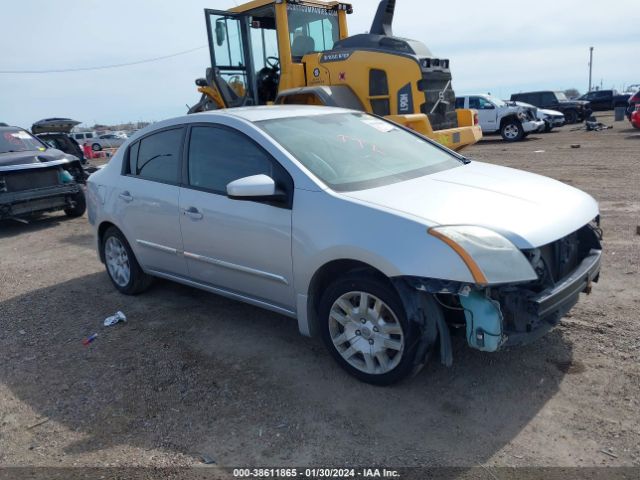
xmin=1 ymin=0 xmax=638 ymax=129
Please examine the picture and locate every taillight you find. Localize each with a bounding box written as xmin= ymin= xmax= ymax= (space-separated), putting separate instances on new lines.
xmin=474 ymin=113 xmax=479 ymax=125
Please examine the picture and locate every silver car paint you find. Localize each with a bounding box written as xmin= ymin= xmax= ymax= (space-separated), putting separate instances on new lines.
xmin=87 ymin=106 xmax=599 ymax=337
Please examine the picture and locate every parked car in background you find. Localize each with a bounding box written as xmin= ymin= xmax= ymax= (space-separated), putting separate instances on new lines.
xmin=509 ymin=102 xmax=565 ymax=132
xmin=577 ymin=90 xmax=630 ymax=111
xmin=627 ymin=90 xmax=640 ymax=119
xmin=631 ymin=106 xmax=640 ymax=129
xmin=455 ymin=95 xmax=543 ymax=141
xmin=0 ymin=125 xmax=86 ymax=221
xmin=89 ymin=134 xmax=127 ymax=152
xmin=70 ymin=131 xmax=98 ymax=144
xmin=32 ymin=118 xmax=86 ymax=164
xmin=510 ymin=91 xmax=592 ymax=124
xmin=87 ymin=106 xmax=602 ymax=384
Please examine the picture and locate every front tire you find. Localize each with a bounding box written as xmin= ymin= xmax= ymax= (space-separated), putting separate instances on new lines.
xmin=500 ymin=120 xmax=524 ymax=142
xmin=564 ymin=109 xmax=578 ymax=124
xmin=64 ymin=189 xmax=86 ymax=217
xmin=101 ymin=226 xmax=152 ymax=295
xmin=318 ymin=273 xmax=420 ymax=385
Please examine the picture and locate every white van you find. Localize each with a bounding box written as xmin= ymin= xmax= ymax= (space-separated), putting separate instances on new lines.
xmin=69 ymin=131 xmax=98 ymax=143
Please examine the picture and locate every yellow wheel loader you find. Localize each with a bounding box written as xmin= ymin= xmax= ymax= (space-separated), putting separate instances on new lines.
xmin=189 ymin=0 xmax=482 ymax=151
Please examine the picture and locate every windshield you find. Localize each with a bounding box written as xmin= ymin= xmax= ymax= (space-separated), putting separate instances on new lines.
xmin=259 ymin=113 xmax=462 ymax=192
xmin=488 ymin=96 xmax=507 ymax=107
xmin=0 ymin=129 xmax=46 ymax=154
xmin=555 ymin=91 xmax=568 ymax=101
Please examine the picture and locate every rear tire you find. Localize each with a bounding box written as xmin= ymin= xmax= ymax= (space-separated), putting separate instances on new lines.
xmin=101 ymin=226 xmax=153 ymax=295
xmin=92 ymin=143 xmax=102 ymax=152
xmin=64 ymin=189 xmax=86 ymax=218
xmin=318 ymin=273 xmax=421 ymax=385
xmin=500 ymin=120 xmax=524 ymax=142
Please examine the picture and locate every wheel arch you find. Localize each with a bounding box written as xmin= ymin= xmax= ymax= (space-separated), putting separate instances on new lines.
xmin=499 ymin=114 xmax=520 ymax=127
xmin=305 ymin=259 xmax=393 ymax=338
xmin=97 ymin=221 xmax=118 ymax=263
xmin=276 ymin=85 xmax=365 ymax=111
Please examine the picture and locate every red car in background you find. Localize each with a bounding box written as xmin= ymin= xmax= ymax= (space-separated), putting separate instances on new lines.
xmin=631 ymin=105 xmax=640 ymax=129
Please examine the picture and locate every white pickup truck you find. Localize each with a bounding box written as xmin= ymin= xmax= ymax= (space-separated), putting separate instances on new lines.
xmin=455 ymin=94 xmax=544 ymax=141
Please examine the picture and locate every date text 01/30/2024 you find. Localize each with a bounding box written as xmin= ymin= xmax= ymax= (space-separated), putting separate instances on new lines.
xmin=232 ymin=468 xmax=400 ymax=478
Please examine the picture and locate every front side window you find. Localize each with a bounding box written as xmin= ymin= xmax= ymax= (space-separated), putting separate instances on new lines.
xmin=187 ymin=126 xmax=274 ymax=194
xmin=259 ymin=113 xmax=462 ymax=192
xmin=287 ymin=5 xmax=338 ymax=59
xmin=478 ymin=97 xmax=496 ymax=109
xmin=128 ymin=128 xmax=183 ymax=184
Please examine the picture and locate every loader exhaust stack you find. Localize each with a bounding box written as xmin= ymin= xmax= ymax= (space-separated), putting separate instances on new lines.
xmin=370 ymin=0 xmax=395 ymax=36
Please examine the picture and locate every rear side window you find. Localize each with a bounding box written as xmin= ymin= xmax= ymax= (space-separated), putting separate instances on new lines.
xmin=454 ymin=97 xmax=465 ymax=109
xmin=127 ymin=128 xmax=183 ymax=184
xmin=187 ymin=126 xmax=274 ymax=194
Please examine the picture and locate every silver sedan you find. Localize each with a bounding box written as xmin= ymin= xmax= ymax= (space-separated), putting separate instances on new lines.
xmin=87 ymin=106 xmax=602 ymax=384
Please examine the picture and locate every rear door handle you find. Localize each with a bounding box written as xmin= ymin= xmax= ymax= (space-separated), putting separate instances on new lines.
xmin=183 ymin=206 xmax=203 ymax=220
xmin=119 ymin=191 xmax=133 ymax=202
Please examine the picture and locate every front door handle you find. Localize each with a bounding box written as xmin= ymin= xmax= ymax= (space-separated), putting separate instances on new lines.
xmin=119 ymin=191 xmax=133 ymax=202
xmin=183 ymin=206 xmax=203 ymax=220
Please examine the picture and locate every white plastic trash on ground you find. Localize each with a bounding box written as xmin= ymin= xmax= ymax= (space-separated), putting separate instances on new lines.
xmin=104 ymin=311 xmax=126 ymax=327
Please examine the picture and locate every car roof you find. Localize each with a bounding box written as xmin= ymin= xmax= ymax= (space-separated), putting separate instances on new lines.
xmin=191 ymin=105 xmax=353 ymax=123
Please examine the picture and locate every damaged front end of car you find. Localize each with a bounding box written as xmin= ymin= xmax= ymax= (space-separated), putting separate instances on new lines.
xmin=392 ymin=220 xmax=602 ymax=369
xmin=0 ymin=157 xmax=87 ymax=221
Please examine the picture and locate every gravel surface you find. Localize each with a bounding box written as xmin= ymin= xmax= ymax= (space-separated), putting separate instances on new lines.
xmin=1 ymin=113 xmax=639 ymax=472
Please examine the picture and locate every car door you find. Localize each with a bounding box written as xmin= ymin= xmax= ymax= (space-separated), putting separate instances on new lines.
xmin=470 ymin=97 xmax=497 ymax=132
xmin=115 ymin=126 xmax=189 ymax=277
xmin=179 ymin=124 xmax=295 ymax=309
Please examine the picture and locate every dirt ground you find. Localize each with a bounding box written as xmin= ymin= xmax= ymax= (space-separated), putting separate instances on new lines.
xmin=1 ymin=112 xmax=639 ymax=474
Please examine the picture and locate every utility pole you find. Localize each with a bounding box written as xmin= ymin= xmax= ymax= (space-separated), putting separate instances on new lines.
xmin=588 ymin=46 xmax=594 ymax=92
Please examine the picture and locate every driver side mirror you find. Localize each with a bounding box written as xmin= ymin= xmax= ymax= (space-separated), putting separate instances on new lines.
xmin=215 ymin=20 xmax=227 ymax=47
xmin=482 ymin=103 xmax=495 ymax=110
xmin=226 ymin=174 xmax=286 ymax=203
xmin=195 ymin=78 xmax=208 ymax=87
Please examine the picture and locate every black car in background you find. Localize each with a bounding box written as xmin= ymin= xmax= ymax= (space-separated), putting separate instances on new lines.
xmin=31 ymin=118 xmax=86 ymax=163
xmin=0 ymin=126 xmax=86 ymax=221
xmin=510 ymin=91 xmax=592 ymax=124
xmin=578 ymin=90 xmax=630 ymax=111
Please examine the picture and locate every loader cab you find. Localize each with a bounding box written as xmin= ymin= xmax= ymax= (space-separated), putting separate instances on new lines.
xmin=204 ymin=0 xmax=351 ymax=106
xmin=205 ymin=6 xmax=280 ymax=106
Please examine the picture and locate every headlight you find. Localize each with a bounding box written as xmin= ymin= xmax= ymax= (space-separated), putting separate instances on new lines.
xmin=428 ymin=225 xmax=538 ymax=285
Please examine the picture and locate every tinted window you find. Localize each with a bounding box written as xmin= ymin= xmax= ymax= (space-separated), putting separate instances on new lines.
xmin=130 ymin=128 xmax=182 ymax=183
xmin=541 ymin=92 xmax=556 ymax=104
xmin=468 ymin=97 xmax=480 ymax=109
xmin=454 ymin=97 xmax=465 ymax=109
xmin=188 ymin=126 xmax=274 ymax=193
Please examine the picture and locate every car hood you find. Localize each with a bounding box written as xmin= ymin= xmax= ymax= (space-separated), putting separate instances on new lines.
xmin=342 ymin=161 xmax=598 ymax=248
xmin=560 ymin=100 xmax=590 ymax=107
xmin=0 ymin=148 xmax=68 ymax=167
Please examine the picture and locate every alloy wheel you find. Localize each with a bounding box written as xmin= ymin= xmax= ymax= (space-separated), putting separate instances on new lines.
xmin=105 ymin=236 xmax=131 ymax=287
xmin=328 ymin=291 xmax=405 ymax=375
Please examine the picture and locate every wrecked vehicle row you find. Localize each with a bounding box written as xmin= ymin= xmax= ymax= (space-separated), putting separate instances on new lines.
xmin=86 ymin=106 xmax=602 ymax=384
xmin=0 ymin=125 xmax=86 ymax=221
